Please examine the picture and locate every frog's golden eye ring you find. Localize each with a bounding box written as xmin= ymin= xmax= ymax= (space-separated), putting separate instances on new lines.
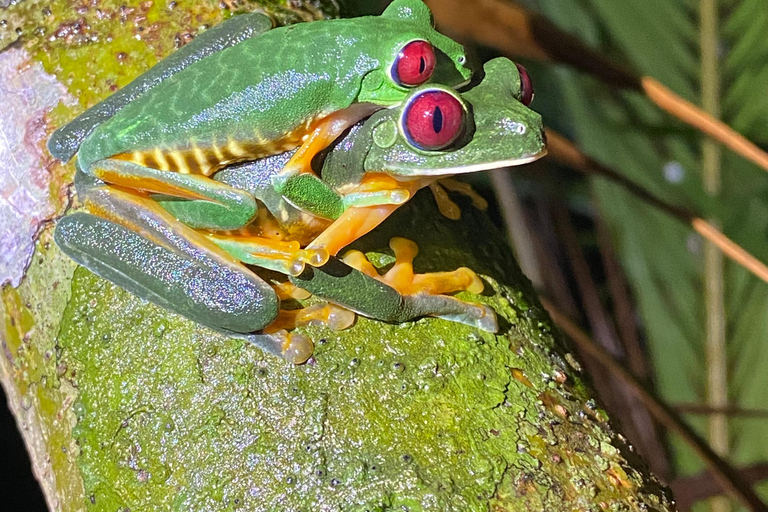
xmin=392 ymin=40 xmax=436 ymax=87
xmin=516 ymin=63 xmax=534 ymax=106
xmin=401 ymin=88 xmax=466 ymax=151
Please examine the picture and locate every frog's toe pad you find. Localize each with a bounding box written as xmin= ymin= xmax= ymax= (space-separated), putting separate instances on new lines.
xmin=296 ymin=304 xmax=356 ymax=331
xmin=278 ymin=330 xmax=314 ymax=365
xmin=434 ymin=302 xmax=498 ymax=332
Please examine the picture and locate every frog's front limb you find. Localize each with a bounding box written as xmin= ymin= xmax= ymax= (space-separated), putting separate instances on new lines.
xmin=272 ymin=103 xmax=383 ymax=187
xmin=48 ymin=13 xmax=273 ymax=162
xmin=343 ymin=238 xmax=484 ymax=296
xmin=300 ymin=175 xmax=428 ymax=257
xmin=279 ymin=173 xmax=411 ymax=220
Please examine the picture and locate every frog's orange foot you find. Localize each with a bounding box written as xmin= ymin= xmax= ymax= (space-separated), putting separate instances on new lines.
xmin=262 ymin=329 xmax=314 ymax=365
xmin=343 ymin=237 xmax=484 ymax=296
xmin=264 ymin=303 xmax=356 ymax=333
xmin=429 ymin=178 xmax=489 ymax=221
xmin=261 ymin=301 xmax=356 ymax=364
xmin=271 ymin=281 xmax=312 ymax=301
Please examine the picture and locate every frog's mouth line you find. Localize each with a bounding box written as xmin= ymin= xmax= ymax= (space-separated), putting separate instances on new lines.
xmin=389 ymin=148 xmax=548 ymax=176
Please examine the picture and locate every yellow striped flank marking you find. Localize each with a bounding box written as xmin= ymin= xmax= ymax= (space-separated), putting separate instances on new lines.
xmin=110 ymin=116 xmax=321 ymax=177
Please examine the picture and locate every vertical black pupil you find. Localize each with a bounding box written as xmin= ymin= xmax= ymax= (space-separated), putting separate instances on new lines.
xmin=418 ymin=57 xmax=425 ymax=74
xmin=433 ymin=106 xmax=443 ymax=133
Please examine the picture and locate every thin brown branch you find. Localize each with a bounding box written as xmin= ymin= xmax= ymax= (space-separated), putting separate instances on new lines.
xmin=594 ymin=216 xmax=670 ymax=479
xmin=541 ymin=298 xmax=768 ymax=512
xmin=489 ymin=169 xmax=544 ymax=289
xmin=529 ymin=201 xmax=581 ymax=319
xmin=546 ymin=130 xmax=768 ymax=285
xmin=595 ymin=217 xmax=649 ymax=380
xmin=643 ymin=78 xmax=768 ymax=174
xmin=553 ymin=205 xmax=621 ymax=355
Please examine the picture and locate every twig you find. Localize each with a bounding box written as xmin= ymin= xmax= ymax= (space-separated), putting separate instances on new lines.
xmin=675 ymin=404 xmax=768 ymax=418
xmin=545 ymin=130 xmax=768 ymax=286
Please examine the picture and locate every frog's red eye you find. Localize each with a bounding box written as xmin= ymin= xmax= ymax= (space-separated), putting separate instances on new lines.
xmin=403 ymin=90 xmax=465 ymax=150
xmin=393 ymin=40 xmax=436 ymax=87
xmin=516 ymin=63 xmax=534 ymax=106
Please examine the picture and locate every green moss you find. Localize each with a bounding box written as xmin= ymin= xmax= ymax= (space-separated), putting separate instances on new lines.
xmin=54 ymin=195 xmax=672 ymax=511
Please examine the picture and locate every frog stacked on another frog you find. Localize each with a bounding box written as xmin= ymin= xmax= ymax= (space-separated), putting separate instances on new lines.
xmin=51 ymin=1 xmax=546 ymax=363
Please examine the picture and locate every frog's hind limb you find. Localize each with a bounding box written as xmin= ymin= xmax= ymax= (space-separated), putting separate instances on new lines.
xmin=290 ymin=240 xmax=498 ymax=333
xmin=48 ymin=12 xmax=274 ymax=162
xmin=83 ymin=157 xmax=260 ymax=230
xmin=54 ymin=187 xmax=315 ymax=363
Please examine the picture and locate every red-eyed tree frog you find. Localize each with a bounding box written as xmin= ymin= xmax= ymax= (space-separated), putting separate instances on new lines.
xmin=48 ymin=0 xmax=472 ymax=273
xmin=55 ymin=57 xmax=545 ymax=364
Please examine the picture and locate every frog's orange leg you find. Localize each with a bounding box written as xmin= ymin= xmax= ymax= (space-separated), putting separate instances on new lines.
xmin=305 ymin=175 xmax=429 ymax=257
xmin=277 ymin=102 xmax=382 ymax=180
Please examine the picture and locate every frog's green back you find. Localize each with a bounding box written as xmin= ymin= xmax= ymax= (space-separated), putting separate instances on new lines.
xmin=77 ymin=1 xmax=470 ymax=170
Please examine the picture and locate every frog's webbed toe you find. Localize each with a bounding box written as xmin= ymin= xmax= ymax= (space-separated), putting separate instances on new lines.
xmin=429 ymin=178 xmax=489 ymax=221
xmin=344 ymin=238 xmax=484 ymax=296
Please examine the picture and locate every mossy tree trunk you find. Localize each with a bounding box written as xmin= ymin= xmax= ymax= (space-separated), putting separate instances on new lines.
xmin=0 ymin=1 xmax=675 ymax=510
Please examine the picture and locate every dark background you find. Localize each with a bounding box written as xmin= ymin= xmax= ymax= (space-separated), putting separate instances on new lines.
xmin=0 ymin=386 xmax=47 ymax=509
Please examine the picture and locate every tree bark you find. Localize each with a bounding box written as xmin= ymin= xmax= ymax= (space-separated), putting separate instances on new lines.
xmin=0 ymin=1 xmax=675 ymax=510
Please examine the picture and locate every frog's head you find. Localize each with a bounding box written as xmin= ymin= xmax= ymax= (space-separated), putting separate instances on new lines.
xmin=361 ymin=57 xmax=546 ymax=177
xmin=359 ymin=0 xmax=473 ymax=105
